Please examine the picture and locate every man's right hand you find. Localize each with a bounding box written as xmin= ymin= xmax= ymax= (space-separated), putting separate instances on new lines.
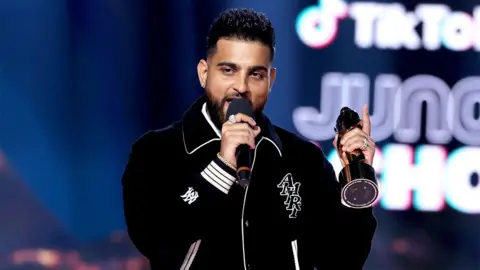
xmin=219 ymin=113 xmax=261 ymax=168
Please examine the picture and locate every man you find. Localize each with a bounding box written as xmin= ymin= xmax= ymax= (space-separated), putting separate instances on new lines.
xmin=122 ymin=8 xmax=377 ymax=270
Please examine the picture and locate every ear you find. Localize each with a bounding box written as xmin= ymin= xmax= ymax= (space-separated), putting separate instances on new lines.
xmin=268 ymin=67 xmax=277 ymax=93
xmin=197 ymin=59 xmax=208 ymax=88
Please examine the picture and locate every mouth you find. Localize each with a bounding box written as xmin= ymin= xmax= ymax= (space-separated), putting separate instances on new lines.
xmin=224 ymin=101 xmax=232 ymax=111
xmin=224 ymin=96 xmax=242 ymax=107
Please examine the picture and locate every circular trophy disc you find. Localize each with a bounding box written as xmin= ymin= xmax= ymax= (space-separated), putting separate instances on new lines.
xmin=341 ymin=179 xmax=379 ymax=209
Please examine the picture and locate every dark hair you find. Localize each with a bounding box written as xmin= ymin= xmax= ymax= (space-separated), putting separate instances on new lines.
xmin=206 ymin=8 xmax=276 ymax=61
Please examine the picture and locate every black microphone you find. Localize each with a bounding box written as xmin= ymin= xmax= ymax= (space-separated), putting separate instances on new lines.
xmin=226 ymin=98 xmax=254 ymax=187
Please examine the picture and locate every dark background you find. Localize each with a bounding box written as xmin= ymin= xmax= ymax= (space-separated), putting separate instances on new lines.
xmin=0 ymin=0 xmax=478 ymax=269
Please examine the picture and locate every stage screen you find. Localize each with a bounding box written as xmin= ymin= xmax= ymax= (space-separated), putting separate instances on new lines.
xmin=0 ymin=0 xmax=478 ymax=269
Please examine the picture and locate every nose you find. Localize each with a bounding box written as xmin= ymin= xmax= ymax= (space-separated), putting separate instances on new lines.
xmin=233 ymin=76 xmax=249 ymax=94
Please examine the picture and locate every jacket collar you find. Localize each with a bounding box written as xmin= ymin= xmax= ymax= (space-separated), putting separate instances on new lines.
xmin=181 ymin=95 xmax=282 ymax=155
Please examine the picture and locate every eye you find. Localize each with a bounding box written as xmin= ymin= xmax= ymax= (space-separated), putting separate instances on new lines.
xmin=251 ymin=72 xmax=264 ymax=79
xmin=222 ymin=68 xmax=234 ymax=74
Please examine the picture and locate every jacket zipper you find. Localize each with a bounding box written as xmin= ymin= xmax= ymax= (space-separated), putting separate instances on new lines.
xmin=241 ymin=184 xmax=250 ymax=270
xmin=180 ymin=239 xmax=201 ymax=270
xmin=291 ymin=240 xmax=300 ymax=270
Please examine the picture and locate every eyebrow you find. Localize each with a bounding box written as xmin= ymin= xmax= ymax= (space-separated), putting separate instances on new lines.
xmin=217 ymin=61 xmax=269 ymax=73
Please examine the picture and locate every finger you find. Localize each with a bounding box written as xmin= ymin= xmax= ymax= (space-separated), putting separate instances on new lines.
xmin=223 ymin=119 xmax=234 ymax=126
xmin=223 ymin=123 xmax=252 ymax=131
xmin=223 ymin=121 xmax=261 ymax=139
xmin=229 ymin=133 xmax=256 ymax=149
xmin=343 ymin=141 xmax=366 ymax=152
xmin=337 ymin=147 xmax=344 ymax=166
xmin=343 ymin=137 xmax=375 ymax=152
xmin=234 ymin=113 xmax=256 ymax=127
xmin=339 ymin=128 xmax=363 ymax=145
xmin=342 ymin=128 xmax=370 ymax=143
xmin=248 ymin=128 xmax=255 ymax=143
xmin=341 ymin=152 xmax=349 ymax=165
xmin=368 ymin=137 xmax=376 ymax=149
xmin=223 ymin=123 xmax=261 ymax=140
xmin=223 ymin=129 xmax=252 ymax=138
xmin=362 ymin=104 xmax=371 ymax=136
xmin=249 ymin=135 xmax=256 ymax=149
xmin=253 ymin=125 xmax=261 ymax=137
xmin=342 ymin=137 xmax=365 ymax=152
xmin=223 ymin=129 xmax=256 ymax=149
xmin=342 ymin=134 xmax=372 ymax=150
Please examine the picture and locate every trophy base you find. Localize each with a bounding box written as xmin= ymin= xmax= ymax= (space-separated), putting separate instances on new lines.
xmin=339 ymin=162 xmax=379 ymax=209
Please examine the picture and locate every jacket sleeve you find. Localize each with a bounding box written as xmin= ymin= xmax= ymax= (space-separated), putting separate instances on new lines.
xmin=122 ymin=131 xmax=237 ymax=268
xmin=306 ymin=147 xmax=377 ymax=269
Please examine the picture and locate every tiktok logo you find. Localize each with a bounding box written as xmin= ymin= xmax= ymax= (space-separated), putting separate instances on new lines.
xmin=295 ymin=0 xmax=348 ymax=48
xmin=297 ymin=1 xmax=480 ymax=51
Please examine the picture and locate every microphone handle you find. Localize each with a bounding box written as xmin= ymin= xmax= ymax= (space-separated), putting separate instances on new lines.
xmin=235 ymin=144 xmax=252 ymax=186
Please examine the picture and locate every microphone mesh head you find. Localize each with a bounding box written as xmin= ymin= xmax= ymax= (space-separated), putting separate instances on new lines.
xmin=226 ymin=98 xmax=254 ymax=119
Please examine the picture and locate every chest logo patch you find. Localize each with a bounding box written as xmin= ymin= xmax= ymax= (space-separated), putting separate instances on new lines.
xmin=277 ymin=173 xmax=302 ymax=218
xmin=181 ymin=187 xmax=199 ymax=204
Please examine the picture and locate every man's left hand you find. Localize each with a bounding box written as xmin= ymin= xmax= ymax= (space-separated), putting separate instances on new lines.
xmin=333 ymin=104 xmax=376 ymax=165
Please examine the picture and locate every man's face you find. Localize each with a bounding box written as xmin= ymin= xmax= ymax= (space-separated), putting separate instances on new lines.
xmin=197 ymin=39 xmax=276 ymax=125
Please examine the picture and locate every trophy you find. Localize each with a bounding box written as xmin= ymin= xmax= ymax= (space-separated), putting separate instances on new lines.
xmin=334 ymin=107 xmax=379 ymax=209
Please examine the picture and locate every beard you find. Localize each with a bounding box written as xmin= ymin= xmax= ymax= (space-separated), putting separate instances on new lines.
xmin=205 ymin=89 xmax=264 ymax=130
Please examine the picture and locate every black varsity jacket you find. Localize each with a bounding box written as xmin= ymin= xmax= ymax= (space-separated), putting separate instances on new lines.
xmin=122 ymin=95 xmax=377 ymax=270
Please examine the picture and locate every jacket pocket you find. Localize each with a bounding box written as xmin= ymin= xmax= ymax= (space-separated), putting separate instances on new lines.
xmin=180 ymin=239 xmax=202 ymax=270
xmin=291 ymin=239 xmax=300 ymax=270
